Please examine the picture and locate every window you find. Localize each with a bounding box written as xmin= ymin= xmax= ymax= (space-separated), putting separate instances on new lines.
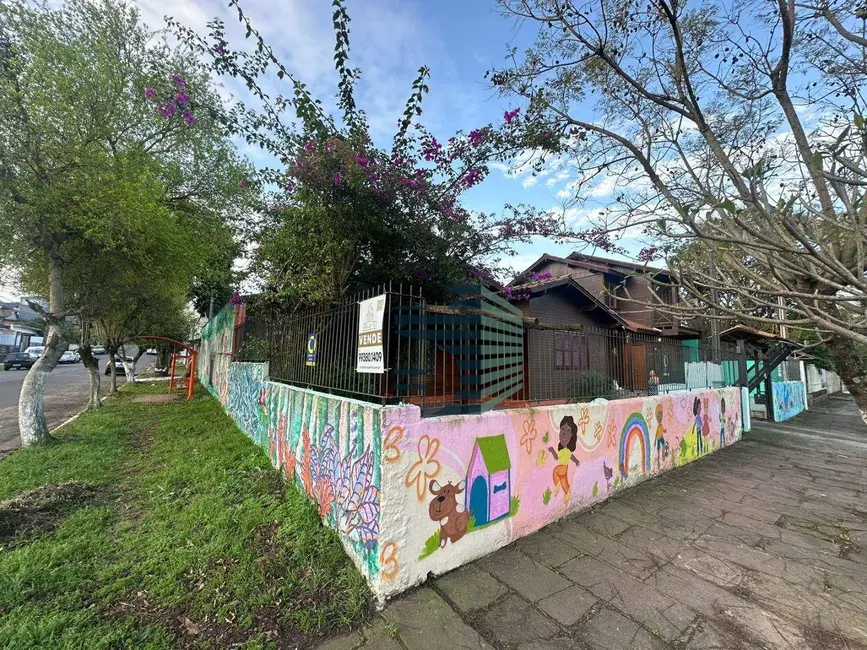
xmin=555 ymin=332 xmax=589 ymax=370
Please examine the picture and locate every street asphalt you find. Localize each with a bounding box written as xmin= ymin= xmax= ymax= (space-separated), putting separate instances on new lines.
xmin=0 ymin=349 xmax=154 ymax=457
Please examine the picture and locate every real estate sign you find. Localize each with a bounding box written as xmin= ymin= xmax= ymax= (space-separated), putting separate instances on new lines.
xmin=357 ymin=294 xmax=386 ymax=373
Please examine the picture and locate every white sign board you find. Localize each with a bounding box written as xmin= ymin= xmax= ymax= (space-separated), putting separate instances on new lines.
xmin=356 ymin=294 xmax=386 ymax=373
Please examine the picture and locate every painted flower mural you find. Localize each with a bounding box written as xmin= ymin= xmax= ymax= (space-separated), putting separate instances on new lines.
xmin=310 ymin=425 xmax=380 ymax=549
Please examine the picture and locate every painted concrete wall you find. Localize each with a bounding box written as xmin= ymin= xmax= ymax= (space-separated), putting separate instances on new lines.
xmin=199 ymin=306 xmax=744 ymax=602
xmin=198 ymin=307 xmax=388 ymax=587
xmin=377 ymin=386 xmax=742 ymax=598
xmin=772 ymin=380 xmax=807 ymax=422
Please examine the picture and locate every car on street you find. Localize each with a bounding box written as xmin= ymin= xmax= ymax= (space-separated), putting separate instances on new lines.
xmin=4 ymin=352 xmax=35 ymax=371
xmin=59 ymin=350 xmax=79 ymax=364
xmin=146 ymin=348 xmax=157 ymax=354
xmin=92 ymin=345 xmax=107 ymax=355
xmin=24 ymin=346 xmax=45 ymax=360
xmin=105 ymin=356 xmax=132 ymax=376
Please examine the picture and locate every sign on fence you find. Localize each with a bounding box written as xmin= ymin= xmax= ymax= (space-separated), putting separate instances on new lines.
xmin=357 ymin=294 xmax=386 ymax=373
xmin=305 ymin=333 xmax=317 ymax=367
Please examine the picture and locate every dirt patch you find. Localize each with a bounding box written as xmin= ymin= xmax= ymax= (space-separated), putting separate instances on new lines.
xmin=0 ymin=481 xmax=97 ymax=543
xmin=132 ymin=394 xmax=185 ymax=404
xmin=107 ymin=589 xmax=308 ymax=649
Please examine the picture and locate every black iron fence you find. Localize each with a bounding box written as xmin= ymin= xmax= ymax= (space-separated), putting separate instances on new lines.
xmin=232 ymin=285 xmax=761 ymax=416
xmin=517 ymin=325 xmax=742 ymax=404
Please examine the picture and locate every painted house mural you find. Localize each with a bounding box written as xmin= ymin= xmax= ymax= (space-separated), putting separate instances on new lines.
xmin=466 ymin=435 xmax=511 ymax=525
xmin=200 ymin=304 xmax=745 ymax=603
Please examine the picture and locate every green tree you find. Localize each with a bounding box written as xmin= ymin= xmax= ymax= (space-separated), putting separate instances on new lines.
xmin=0 ymin=0 xmax=251 ymax=443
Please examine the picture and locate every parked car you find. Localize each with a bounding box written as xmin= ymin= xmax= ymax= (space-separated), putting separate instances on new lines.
xmin=92 ymin=345 xmax=107 ymax=355
xmin=146 ymin=348 xmax=157 ymax=355
xmin=24 ymin=346 xmax=45 ymax=360
xmin=59 ymin=350 xmax=79 ymax=364
xmin=4 ymin=352 xmax=34 ymax=371
xmin=104 ymin=356 xmax=131 ymax=376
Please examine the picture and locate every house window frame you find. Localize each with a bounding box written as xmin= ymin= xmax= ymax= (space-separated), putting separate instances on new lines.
xmin=555 ymin=331 xmax=590 ymax=370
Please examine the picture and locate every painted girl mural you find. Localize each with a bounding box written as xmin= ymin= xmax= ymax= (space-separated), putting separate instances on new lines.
xmin=548 ymin=416 xmax=580 ymax=502
xmin=693 ymin=396 xmax=704 ymax=455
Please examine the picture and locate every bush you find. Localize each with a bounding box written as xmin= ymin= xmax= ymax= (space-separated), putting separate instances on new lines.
xmin=569 ymin=370 xmax=618 ymax=402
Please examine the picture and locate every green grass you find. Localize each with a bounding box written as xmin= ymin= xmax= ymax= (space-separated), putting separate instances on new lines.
xmin=0 ymin=383 xmax=372 ymax=649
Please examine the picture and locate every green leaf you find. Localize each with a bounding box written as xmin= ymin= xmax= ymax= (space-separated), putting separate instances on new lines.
xmin=717 ymin=199 xmax=737 ymax=214
xmin=855 ymin=113 xmax=864 ymax=130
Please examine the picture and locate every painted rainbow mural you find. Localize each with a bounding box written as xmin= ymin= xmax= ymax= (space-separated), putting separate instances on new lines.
xmin=618 ymin=412 xmax=651 ymax=477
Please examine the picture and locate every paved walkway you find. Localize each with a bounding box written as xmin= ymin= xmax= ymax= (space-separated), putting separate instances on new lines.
xmin=320 ymin=396 xmax=867 ymax=650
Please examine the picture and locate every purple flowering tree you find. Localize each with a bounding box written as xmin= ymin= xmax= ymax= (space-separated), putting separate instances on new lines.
xmin=168 ymin=0 xmax=565 ymax=304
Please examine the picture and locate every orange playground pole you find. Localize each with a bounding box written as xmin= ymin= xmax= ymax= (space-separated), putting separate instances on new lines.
xmin=187 ymin=351 xmax=196 ymax=400
xmin=169 ymin=347 xmax=177 ymax=393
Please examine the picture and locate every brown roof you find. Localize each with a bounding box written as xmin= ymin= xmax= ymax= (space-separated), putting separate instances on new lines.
xmin=565 ymin=252 xmax=670 ymax=277
xmin=719 ymin=324 xmax=796 ymax=345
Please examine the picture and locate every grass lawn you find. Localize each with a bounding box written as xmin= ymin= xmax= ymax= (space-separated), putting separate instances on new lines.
xmin=0 ymin=383 xmax=372 ymax=649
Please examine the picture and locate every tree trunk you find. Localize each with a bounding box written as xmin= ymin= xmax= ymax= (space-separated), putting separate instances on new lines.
xmin=825 ymin=335 xmax=867 ymax=428
xmin=107 ymin=344 xmax=118 ymax=394
xmin=125 ymin=345 xmax=146 ymax=383
xmin=19 ymin=252 xmax=67 ymax=445
xmin=79 ymin=344 xmax=102 ymax=410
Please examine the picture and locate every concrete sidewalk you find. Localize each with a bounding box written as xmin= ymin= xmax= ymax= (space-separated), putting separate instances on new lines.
xmin=319 ymin=395 xmax=867 ymax=650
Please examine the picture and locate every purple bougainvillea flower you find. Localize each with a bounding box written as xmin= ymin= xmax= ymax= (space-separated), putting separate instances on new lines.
xmin=175 ymin=91 xmax=190 ymax=106
xmin=332 ymin=173 xmax=342 ymax=185
xmin=157 ymin=103 xmax=176 ymax=119
xmin=504 ymin=107 xmax=521 ymax=124
xmin=144 ymin=87 xmax=156 ymax=98
xmin=229 ymin=290 xmax=244 ymax=306
xmin=182 ymin=111 xmax=196 ymax=126
xmin=215 ymin=45 xmax=227 ymax=55
xmin=468 ymin=129 xmax=485 ymax=147
xmin=355 ymin=154 xmax=369 ymax=167
xmin=239 ymin=181 xmax=245 ymax=189
xmin=170 ymin=74 xmax=186 ymax=89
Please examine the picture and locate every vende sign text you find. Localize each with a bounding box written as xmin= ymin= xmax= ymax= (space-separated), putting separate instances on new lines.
xmin=356 ymin=294 xmax=386 ymax=373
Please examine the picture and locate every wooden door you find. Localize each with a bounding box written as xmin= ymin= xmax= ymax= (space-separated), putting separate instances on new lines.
xmin=631 ymin=344 xmax=647 ymax=389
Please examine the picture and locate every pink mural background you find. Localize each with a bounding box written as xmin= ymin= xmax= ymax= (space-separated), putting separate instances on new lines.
xmin=378 ymin=387 xmax=742 ymax=597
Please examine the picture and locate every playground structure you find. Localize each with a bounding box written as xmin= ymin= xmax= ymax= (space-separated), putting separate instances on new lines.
xmin=137 ymin=336 xmax=197 ymax=400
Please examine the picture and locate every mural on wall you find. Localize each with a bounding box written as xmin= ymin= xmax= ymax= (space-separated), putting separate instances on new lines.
xmin=418 ymin=433 xmax=520 ymax=560
xmin=196 ymin=308 xmax=386 ymax=583
xmin=383 ymin=386 xmax=742 ymax=592
xmin=772 ymin=380 xmax=807 ymax=422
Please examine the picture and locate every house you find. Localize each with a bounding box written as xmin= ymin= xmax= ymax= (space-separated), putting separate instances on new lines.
xmin=507 ymin=253 xmax=701 ymax=400
xmin=511 ymin=252 xmax=698 ymax=336
xmin=0 ymin=296 xmax=45 ymax=353
xmin=466 ymin=435 xmax=511 ymax=525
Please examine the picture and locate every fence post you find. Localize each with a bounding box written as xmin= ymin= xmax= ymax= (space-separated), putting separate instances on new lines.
xmin=736 ymin=340 xmax=748 ymax=388
xmin=626 ymin=332 xmax=633 ymax=392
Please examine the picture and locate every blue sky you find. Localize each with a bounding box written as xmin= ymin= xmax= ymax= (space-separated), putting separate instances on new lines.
xmin=135 ymin=0 xmax=608 ymax=278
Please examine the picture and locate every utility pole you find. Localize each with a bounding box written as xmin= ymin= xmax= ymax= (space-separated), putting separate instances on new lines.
xmin=208 ymin=289 xmax=214 ymax=321
xmin=708 ymin=248 xmax=720 ymax=363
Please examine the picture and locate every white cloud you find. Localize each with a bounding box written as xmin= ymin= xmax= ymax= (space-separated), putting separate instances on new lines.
xmin=586 ymin=175 xmax=617 ymax=198
xmin=135 ymin=0 xmax=467 ymax=146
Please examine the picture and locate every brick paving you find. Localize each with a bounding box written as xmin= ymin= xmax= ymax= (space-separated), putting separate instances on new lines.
xmin=318 ymin=396 xmax=867 ymax=650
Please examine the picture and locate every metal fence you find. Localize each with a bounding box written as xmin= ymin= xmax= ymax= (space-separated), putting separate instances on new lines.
xmin=233 ymin=285 xmax=752 ymax=416
xmin=236 ymin=284 xmax=427 ymax=405
xmin=516 ymin=325 xmax=742 ymax=405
